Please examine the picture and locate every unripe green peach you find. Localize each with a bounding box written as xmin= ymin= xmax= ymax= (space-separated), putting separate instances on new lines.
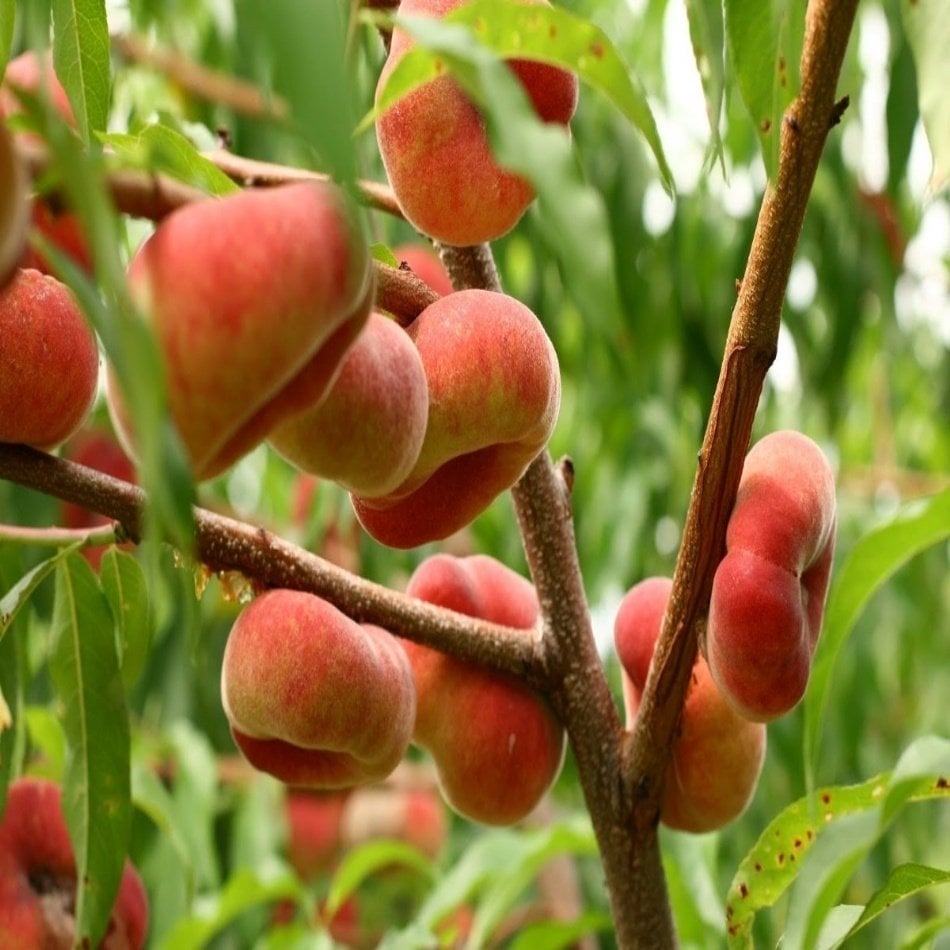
xmin=376 ymin=0 xmax=578 ymax=246
xmin=221 ymin=590 xmax=416 ymax=789
xmin=0 ymin=777 xmax=149 ymax=949
xmin=107 ymin=181 xmax=373 ymax=480
xmin=352 ymin=289 xmax=560 ymax=548
xmin=269 ymin=312 xmax=429 ymax=497
xmin=615 ymin=577 xmax=766 ymax=834
xmin=706 ymin=430 xmax=837 ymax=722
xmin=402 ymin=554 xmax=565 ymax=825
xmin=0 ymin=268 xmax=99 ymax=448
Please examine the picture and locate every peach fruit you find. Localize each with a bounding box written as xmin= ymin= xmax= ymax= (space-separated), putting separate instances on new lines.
xmin=284 ymin=789 xmax=352 ymax=880
xmin=392 ymin=243 xmax=453 ymax=296
xmin=106 ymin=181 xmax=374 ymax=480
xmin=0 ymin=777 xmax=148 ymax=949
xmin=0 ymin=268 xmax=99 ymax=448
xmin=615 ymin=577 xmax=766 ymax=834
xmin=221 ymin=590 xmax=416 ymax=788
xmin=376 ymin=0 xmax=578 ymax=246
xmin=401 ymin=554 xmax=565 ymax=825
xmin=705 ymin=430 xmax=837 ymax=722
xmin=0 ymin=51 xmax=76 ymax=128
xmin=269 ymin=312 xmax=429 ymax=497
xmin=351 ymin=289 xmax=560 ymax=548
xmin=1 ymin=51 xmax=95 ymax=278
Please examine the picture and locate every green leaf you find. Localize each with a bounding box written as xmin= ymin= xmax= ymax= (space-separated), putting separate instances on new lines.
xmin=821 ymin=863 xmax=950 ymax=949
xmin=325 ymin=838 xmax=436 ymax=918
xmin=167 ymin=720 xmax=222 ymax=891
xmin=157 ymin=867 xmax=302 ymax=950
xmin=50 ymin=553 xmax=131 ymax=948
xmin=803 ymin=489 xmax=950 ymax=790
xmin=468 ymin=817 xmax=598 ymax=946
xmin=25 ymin=706 xmax=68 ymax=778
xmin=51 ymin=0 xmax=110 ymax=140
xmin=99 ymin=548 xmax=152 ymax=689
xmin=885 ymin=34 xmax=919 ymax=195
xmin=724 ymin=0 xmax=803 ymax=182
xmin=726 ymin=737 xmax=950 ymax=948
xmin=685 ymin=0 xmax=726 ymax=164
xmin=1 ymin=545 xmax=79 ymax=639
xmin=131 ymin=761 xmax=197 ymax=901
xmin=447 ymin=0 xmax=672 ymax=192
xmin=101 ymin=125 xmax=240 ymax=196
xmin=376 ymin=12 xmax=622 ymax=332
xmin=385 ymin=830 xmax=523 ymax=947
xmin=369 ymin=0 xmax=673 ymax=193
xmin=902 ymin=0 xmax=950 ymax=192
xmin=507 ymin=912 xmax=615 ymax=950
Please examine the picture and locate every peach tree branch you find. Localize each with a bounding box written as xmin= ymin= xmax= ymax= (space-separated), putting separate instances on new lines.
xmin=0 ymin=443 xmax=538 ymax=680
xmin=623 ymin=0 xmax=861 ymax=926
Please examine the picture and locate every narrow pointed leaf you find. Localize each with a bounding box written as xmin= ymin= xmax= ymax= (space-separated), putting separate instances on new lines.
xmin=51 ymin=0 xmax=110 ymax=140
xmin=50 ymin=552 xmax=131 ymax=947
xmin=804 ymin=489 xmax=950 ymax=790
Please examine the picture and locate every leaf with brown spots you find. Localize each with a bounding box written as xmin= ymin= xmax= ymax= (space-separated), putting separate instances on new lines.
xmin=727 ymin=736 xmax=950 ymax=948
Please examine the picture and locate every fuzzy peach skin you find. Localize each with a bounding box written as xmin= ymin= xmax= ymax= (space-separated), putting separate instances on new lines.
xmin=392 ymin=243 xmax=454 ymax=296
xmin=705 ymin=430 xmax=837 ymax=722
xmin=221 ymin=590 xmax=416 ymax=788
xmin=401 ymin=554 xmax=565 ymax=825
xmin=269 ymin=312 xmax=429 ymax=497
xmin=351 ymin=289 xmax=560 ymax=548
xmin=0 ymin=777 xmax=149 ymax=949
xmin=106 ymin=181 xmax=373 ymax=480
xmin=376 ymin=0 xmax=578 ymax=246
xmin=615 ymin=577 xmax=766 ymax=834
xmin=340 ymin=785 xmax=448 ymax=858
xmin=0 ymin=268 xmax=99 ymax=448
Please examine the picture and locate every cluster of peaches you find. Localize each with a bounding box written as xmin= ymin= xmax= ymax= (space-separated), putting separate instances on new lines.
xmin=0 ymin=0 xmax=839 ymax=943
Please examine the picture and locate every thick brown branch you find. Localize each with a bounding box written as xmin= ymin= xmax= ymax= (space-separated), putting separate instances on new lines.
xmin=438 ymin=241 xmax=654 ymax=946
xmin=623 ymin=0 xmax=860 ymax=919
xmin=0 ymin=443 xmax=537 ymax=679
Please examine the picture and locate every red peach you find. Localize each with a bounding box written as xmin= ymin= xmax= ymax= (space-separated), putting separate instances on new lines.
xmin=221 ymin=590 xmax=416 ymax=788
xmin=706 ymin=431 xmax=837 ymax=721
xmin=269 ymin=312 xmax=429 ymax=497
xmin=376 ymin=0 xmax=578 ymax=246
xmin=0 ymin=268 xmax=99 ymax=448
xmin=0 ymin=777 xmax=148 ymax=949
xmin=107 ymin=181 xmax=373 ymax=480
xmin=392 ymin=243 xmax=453 ymax=296
xmin=351 ymin=289 xmax=560 ymax=548
xmin=401 ymin=554 xmax=565 ymax=825
xmin=615 ymin=577 xmax=766 ymax=834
